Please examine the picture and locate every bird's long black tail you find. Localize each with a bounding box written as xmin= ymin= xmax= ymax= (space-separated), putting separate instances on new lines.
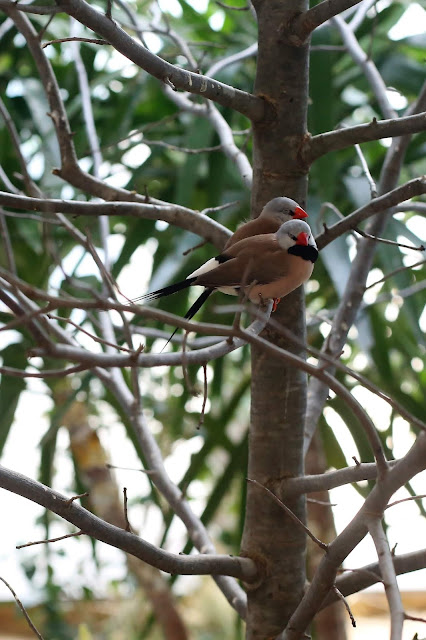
xmin=162 ymin=288 xmax=213 ymax=351
xmin=133 ymin=277 xmax=197 ymax=303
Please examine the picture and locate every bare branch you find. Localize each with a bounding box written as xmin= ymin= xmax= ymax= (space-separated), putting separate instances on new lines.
xmin=3 ymin=7 xmax=79 ymax=174
xmin=0 ymin=190 xmax=231 ymax=250
xmin=332 ymin=14 xmax=396 ymax=120
xmin=283 ymin=461 xmax=398 ymax=498
xmin=205 ymin=42 xmax=258 ymax=79
xmin=44 ymin=0 xmax=264 ymax=120
xmin=302 ymin=113 xmax=426 ymax=165
xmin=0 ymin=271 xmax=390 ymax=471
xmin=0 ymin=165 xmax=21 ymax=194
xmin=355 ymin=143 xmax=377 ymax=198
xmin=0 ymin=0 xmax=63 ymax=13
xmin=305 ymin=85 xmax=426 ymax=455
xmin=0 ymin=364 xmax=89 ymax=378
xmin=0 ymin=96 xmax=40 ymax=195
xmin=287 ymin=0 xmax=363 ymax=45
xmin=315 ymin=176 xmax=426 ymax=249
xmin=348 ymin=0 xmax=377 ymax=32
xmin=323 ymin=550 xmax=426 ymax=606
xmin=367 ymin=518 xmax=405 ymax=639
xmin=0 ymin=464 xmax=258 ymax=582
xmin=0 ymin=210 xmax=16 ymax=273
xmin=251 ymin=308 xmax=426 ymax=434
xmin=283 ymin=432 xmax=426 ymax=639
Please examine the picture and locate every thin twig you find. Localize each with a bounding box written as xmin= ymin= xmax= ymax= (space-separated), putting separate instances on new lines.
xmin=404 ymin=613 xmax=426 ymax=624
xmin=47 ymin=313 xmax=133 ymax=353
xmin=0 ymin=576 xmax=45 ymax=640
xmin=182 ymin=240 xmax=207 ymax=256
xmin=42 ymin=36 xmax=108 ymax=48
xmin=354 ymin=227 xmax=425 ymax=251
xmin=0 ymin=363 xmax=91 ymax=379
xmin=387 ymin=494 xmax=426 ymax=510
xmin=16 ymin=530 xmax=84 ymax=549
xmin=247 ymin=479 xmax=328 ymax=551
xmin=333 ymin=586 xmax=356 ymax=627
xmin=365 ymin=258 xmax=426 ymax=290
xmin=355 ymin=143 xmax=378 ymax=198
xmin=106 ymin=463 xmax=156 ymax=475
xmin=197 ymin=364 xmax=208 ymax=430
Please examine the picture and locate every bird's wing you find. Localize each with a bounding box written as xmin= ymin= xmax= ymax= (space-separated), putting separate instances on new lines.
xmin=194 ymin=237 xmax=294 ymax=289
xmin=224 ymin=216 xmax=280 ymax=249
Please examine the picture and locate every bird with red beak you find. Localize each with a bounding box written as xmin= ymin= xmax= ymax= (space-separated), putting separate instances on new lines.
xmin=224 ymin=196 xmax=308 ymax=249
xmin=136 ymin=219 xmax=318 ymax=346
xmin=138 ymin=196 xmax=309 ymax=336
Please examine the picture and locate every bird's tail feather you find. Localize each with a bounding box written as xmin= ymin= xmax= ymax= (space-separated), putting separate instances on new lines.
xmin=161 ymin=288 xmax=213 ymax=351
xmin=133 ymin=277 xmax=197 ymax=303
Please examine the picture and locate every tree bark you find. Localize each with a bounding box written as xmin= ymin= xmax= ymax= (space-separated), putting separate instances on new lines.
xmin=240 ymin=1 xmax=310 ymax=638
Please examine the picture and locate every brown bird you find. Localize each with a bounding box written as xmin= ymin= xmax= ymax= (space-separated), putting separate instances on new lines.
xmin=223 ymin=196 xmax=308 ymax=249
xmin=136 ymin=220 xmax=318 ymax=347
xmin=148 ymin=196 xmax=309 ymax=337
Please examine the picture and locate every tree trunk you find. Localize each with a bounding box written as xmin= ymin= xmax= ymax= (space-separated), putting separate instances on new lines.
xmin=305 ymin=431 xmax=347 ymax=640
xmin=240 ymin=1 xmax=310 ymax=638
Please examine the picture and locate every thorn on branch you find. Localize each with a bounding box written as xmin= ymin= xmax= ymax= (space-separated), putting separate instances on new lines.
xmin=106 ymin=0 xmax=113 ymax=20
xmin=130 ymin=342 xmax=145 ymax=363
xmin=64 ymin=491 xmax=89 ymax=507
xmin=164 ymin=76 xmax=177 ymax=91
xmin=123 ymin=487 xmax=133 ymax=532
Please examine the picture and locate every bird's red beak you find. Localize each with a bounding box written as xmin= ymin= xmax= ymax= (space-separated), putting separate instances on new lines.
xmin=293 ymin=206 xmax=308 ymax=219
xmin=296 ymin=231 xmax=309 ymax=246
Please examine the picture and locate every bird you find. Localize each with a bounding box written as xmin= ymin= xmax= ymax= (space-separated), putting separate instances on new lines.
xmin=223 ymin=196 xmax=308 ymax=250
xmin=139 ymin=196 xmax=309 ymax=345
xmin=136 ymin=219 xmax=318 ymax=348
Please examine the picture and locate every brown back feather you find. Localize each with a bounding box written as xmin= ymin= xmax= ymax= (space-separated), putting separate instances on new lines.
xmin=194 ymin=235 xmax=293 ymax=288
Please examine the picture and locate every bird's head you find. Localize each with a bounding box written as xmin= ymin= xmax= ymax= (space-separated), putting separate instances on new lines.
xmin=276 ymin=219 xmax=317 ymax=253
xmin=260 ymin=197 xmax=308 ymax=223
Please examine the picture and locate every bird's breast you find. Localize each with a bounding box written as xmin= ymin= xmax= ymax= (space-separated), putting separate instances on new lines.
xmin=247 ymin=256 xmax=314 ymax=303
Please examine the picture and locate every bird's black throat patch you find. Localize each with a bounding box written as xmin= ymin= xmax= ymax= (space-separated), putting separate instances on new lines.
xmin=288 ymin=245 xmax=319 ymax=263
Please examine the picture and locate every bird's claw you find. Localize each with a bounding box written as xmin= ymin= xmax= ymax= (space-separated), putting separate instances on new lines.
xmin=272 ymin=298 xmax=281 ymax=312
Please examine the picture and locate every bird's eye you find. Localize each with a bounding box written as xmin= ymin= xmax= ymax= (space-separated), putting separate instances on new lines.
xmin=290 ymin=234 xmax=297 ymax=241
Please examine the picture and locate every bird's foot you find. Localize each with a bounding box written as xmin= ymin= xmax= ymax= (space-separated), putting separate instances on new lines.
xmin=272 ymin=298 xmax=281 ymax=312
